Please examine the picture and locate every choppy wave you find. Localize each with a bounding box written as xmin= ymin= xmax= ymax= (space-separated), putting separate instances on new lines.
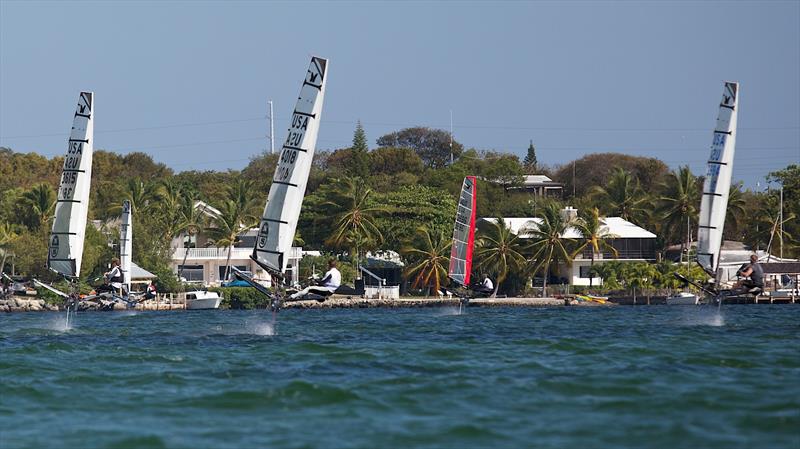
xmin=0 ymin=306 xmax=798 ymax=448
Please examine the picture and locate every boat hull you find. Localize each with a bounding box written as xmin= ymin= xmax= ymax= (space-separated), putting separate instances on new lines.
xmin=186 ymin=297 xmax=221 ymax=310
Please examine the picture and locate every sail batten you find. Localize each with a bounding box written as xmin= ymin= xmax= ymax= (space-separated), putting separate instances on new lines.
xmin=120 ymin=200 xmax=132 ymax=294
xmin=697 ymin=82 xmax=738 ymax=276
xmin=252 ymin=57 xmax=328 ymax=277
xmin=448 ymin=176 xmax=477 ymax=286
xmin=48 ymin=92 xmax=94 ymax=278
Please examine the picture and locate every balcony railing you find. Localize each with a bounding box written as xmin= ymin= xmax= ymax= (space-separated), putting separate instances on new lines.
xmin=172 ymin=247 xmax=303 ymax=261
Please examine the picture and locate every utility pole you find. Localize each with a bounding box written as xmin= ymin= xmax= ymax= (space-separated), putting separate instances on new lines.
xmin=449 ymin=109 xmax=453 ymax=164
xmin=268 ymin=100 xmax=275 ymax=154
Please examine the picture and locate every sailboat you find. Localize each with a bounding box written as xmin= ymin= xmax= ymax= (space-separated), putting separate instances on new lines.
xmin=47 ymin=91 xmax=95 ymax=322
xmin=120 ymin=199 xmax=133 ymax=298
xmin=446 ymin=176 xmax=478 ymax=304
xmin=672 ymin=81 xmax=739 ymax=304
xmin=231 ymin=56 xmax=329 ymax=311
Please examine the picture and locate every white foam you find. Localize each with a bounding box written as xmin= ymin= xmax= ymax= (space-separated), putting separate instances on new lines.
xmin=437 ymin=306 xmax=465 ymax=316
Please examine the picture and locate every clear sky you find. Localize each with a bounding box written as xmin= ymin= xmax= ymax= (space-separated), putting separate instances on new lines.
xmin=1 ymin=0 xmax=798 ymax=189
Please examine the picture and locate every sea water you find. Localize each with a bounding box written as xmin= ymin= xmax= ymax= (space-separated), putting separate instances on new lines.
xmin=1 ymin=306 xmax=798 ymax=449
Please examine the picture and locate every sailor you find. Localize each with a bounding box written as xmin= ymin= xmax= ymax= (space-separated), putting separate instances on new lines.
xmin=97 ymin=259 xmax=124 ymax=294
xmin=144 ymin=280 xmax=157 ymax=300
xmin=289 ymin=258 xmax=341 ymax=301
xmin=474 ymin=274 xmax=494 ymax=295
xmin=735 ymin=254 xmax=764 ymax=294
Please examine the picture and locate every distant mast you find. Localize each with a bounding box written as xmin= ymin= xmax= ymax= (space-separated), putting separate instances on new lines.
xmin=120 ymin=200 xmax=132 ymax=294
xmin=252 ymin=57 xmax=328 ymax=277
xmin=48 ymin=92 xmax=94 ymax=278
xmin=448 ymin=176 xmax=477 ymax=286
xmin=697 ymin=82 xmax=738 ymax=276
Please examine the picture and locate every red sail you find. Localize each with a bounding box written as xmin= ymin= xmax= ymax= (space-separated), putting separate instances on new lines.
xmin=448 ymin=176 xmax=477 ymax=286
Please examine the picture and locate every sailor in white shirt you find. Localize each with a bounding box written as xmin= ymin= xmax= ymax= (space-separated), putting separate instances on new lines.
xmin=98 ymin=258 xmax=124 ymax=294
xmin=475 ymin=274 xmax=494 ymax=295
xmin=289 ymin=259 xmax=341 ymax=301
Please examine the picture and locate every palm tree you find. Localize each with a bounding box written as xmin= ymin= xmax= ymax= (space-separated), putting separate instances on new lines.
xmin=324 ymin=177 xmax=387 ymax=271
xmin=175 ymin=195 xmax=208 ymax=280
xmin=522 ymin=203 xmax=574 ymax=297
xmin=401 ymin=227 xmax=451 ymax=296
xmin=21 ymin=183 xmax=56 ymax=233
xmin=475 ymin=218 xmax=526 ymax=297
xmin=571 ymin=207 xmax=619 ymax=288
xmin=657 ymin=166 xmax=700 ymax=258
xmin=724 ymin=182 xmax=747 ymax=240
xmin=588 ymin=167 xmax=650 ymax=225
xmin=107 ymin=178 xmax=157 ymax=216
xmin=205 ymin=199 xmax=258 ymax=283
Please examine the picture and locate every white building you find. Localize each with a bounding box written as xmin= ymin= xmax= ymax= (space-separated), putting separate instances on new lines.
xmin=482 ymin=212 xmax=657 ymax=286
xmin=170 ymin=202 xmax=302 ymax=287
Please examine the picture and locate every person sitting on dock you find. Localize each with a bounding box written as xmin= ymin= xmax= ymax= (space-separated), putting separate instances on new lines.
xmin=734 ymin=254 xmax=764 ymax=295
xmin=144 ymin=280 xmax=157 ymax=300
xmin=97 ymin=259 xmax=124 ymax=295
xmin=288 ymin=258 xmax=341 ymax=301
xmin=474 ymin=274 xmax=494 ymax=296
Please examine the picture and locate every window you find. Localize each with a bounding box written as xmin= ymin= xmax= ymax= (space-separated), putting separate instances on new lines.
xmin=579 ymin=266 xmax=595 ymax=278
xmin=219 ymin=265 xmax=248 ymax=281
xmin=178 ymin=265 xmax=203 ymax=281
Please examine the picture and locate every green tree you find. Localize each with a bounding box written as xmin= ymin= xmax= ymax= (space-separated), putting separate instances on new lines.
xmin=375 ymin=185 xmax=456 ymax=251
xmin=401 ymin=227 xmax=452 ymax=296
xmin=205 ymin=187 xmax=258 ymax=282
xmin=349 ymin=121 xmax=370 ymax=179
xmin=21 ymin=183 xmax=56 ymax=233
xmin=571 ymin=207 xmax=619 ymax=288
xmin=522 ymin=203 xmax=574 ymax=297
xmin=376 ymin=127 xmax=464 ymax=168
xmin=475 ymin=218 xmax=526 ymax=297
xmin=657 ymin=166 xmax=700 ymax=251
xmin=723 ymin=182 xmax=747 ymax=241
xmin=523 ymin=140 xmax=538 ymax=172
xmin=324 ymin=177 xmax=387 ymax=271
xmin=588 ymin=167 xmax=650 ymax=225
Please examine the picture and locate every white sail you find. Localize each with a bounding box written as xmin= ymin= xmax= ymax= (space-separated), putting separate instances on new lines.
xmin=252 ymin=57 xmax=328 ymax=276
xmin=448 ymin=176 xmax=477 ymax=286
xmin=697 ymin=82 xmax=738 ymax=275
xmin=48 ymin=92 xmax=94 ymax=278
xmin=120 ymin=200 xmax=132 ymax=294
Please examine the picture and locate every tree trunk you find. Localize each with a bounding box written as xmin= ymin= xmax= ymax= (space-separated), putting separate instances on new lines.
xmin=223 ymin=244 xmax=233 ymax=282
xmin=589 ymin=252 xmax=595 ymax=288
xmin=491 ymin=271 xmax=502 ymax=298
xmin=0 ymin=253 xmax=6 ymax=275
xmin=177 ymin=232 xmax=193 ymax=281
xmin=542 ymin=262 xmax=549 ymax=298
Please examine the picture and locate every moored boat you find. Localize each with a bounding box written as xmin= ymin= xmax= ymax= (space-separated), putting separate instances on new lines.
xmin=185 ymin=291 xmax=222 ymax=310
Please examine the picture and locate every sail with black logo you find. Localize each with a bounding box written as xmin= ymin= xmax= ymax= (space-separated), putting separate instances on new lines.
xmin=697 ymin=82 xmax=738 ymax=277
xmin=120 ymin=200 xmax=132 ymax=294
xmin=48 ymin=92 xmax=94 ymax=278
xmin=252 ymin=57 xmax=328 ymax=278
xmin=448 ymin=176 xmax=477 ymax=287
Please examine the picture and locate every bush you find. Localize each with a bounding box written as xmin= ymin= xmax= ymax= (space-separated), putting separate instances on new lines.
xmin=209 ymin=286 xmax=271 ymax=310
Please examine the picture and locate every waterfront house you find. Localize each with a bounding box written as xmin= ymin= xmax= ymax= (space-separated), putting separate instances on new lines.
xmin=481 ymin=209 xmax=657 ymax=286
xmin=503 ymin=175 xmax=564 ymax=199
xmin=170 ymin=201 xmax=301 ymax=287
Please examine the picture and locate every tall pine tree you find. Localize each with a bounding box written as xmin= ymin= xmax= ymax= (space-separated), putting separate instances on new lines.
xmin=523 ymin=140 xmax=538 ymax=172
xmin=349 ymin=120 xmax=370 ymax=178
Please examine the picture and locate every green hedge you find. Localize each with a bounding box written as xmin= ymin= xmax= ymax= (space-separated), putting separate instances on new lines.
xmin=208 ymin=286 xmax=272 ymax=310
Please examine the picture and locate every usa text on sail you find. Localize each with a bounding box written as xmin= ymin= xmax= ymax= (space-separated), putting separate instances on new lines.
xmin=48 ymin=92 xmax=94 ymax=278
xmin=449 ymin=176 xmax=477 ymax=286
xmin=252 ymin=57 xmax=328 ymax=275
xmin=697 ymin=82 xmax=738 ymax=276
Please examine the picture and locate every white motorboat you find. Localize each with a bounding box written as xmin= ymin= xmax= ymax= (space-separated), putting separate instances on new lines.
xmin=666 ymin=291 xmax=699 ymax=305
xmin=185 ymin=291 xmax=221 ymax=310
